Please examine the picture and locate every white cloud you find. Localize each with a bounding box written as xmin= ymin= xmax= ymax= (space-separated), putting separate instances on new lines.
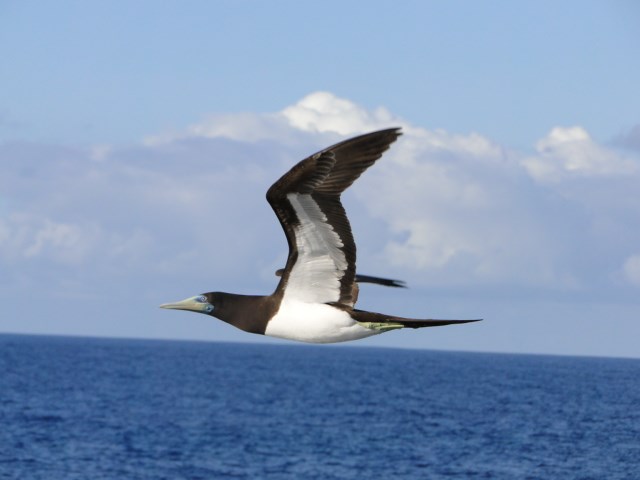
xmin=522 ymin=126 xmax=638 ymax=182
xmin=145 ymin=112 xmax=293 ymax=145
xmin=144 ymin=91 xmax=406 ymax=145
xmin=623 ymin=254 xmax=640 ymax=287
xmin=24 ymin=219 xmax=92 ymax=262
xmin=356 ymin=129 xmax=575 ymax=288
xmin=2 ymin=91 xmax=640 ymax=300
xmin=281 ymin=91 xmax=400 ymax=135
xmin=0 ymin=213 xmax=160 ymax=268
xmin=0 ymin=214 xmax=98 ymax=265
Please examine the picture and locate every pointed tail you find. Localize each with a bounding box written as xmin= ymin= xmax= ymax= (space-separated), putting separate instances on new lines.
xmin=392 ymin=318 xmax=482 ymax=329
xmin=352 ymin=309 xmax=482 ymax=329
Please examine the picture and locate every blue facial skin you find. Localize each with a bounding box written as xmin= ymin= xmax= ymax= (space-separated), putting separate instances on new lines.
xmin=195 ymin=295 xmax=214 ymax=313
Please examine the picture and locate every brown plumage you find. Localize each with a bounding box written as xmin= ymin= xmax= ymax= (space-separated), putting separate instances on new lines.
xmin=267 ymin=128 xmax=403 ymax=307
xmin=161 ymin=128 xmax=481 ymax=343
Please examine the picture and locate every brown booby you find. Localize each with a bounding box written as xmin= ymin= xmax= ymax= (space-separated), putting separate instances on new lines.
xmin=161 ymin=128 xmax=480 ymax=343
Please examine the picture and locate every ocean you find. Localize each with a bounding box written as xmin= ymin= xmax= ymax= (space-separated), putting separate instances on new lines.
xmin=0 ymin=334 xmax=638 ymax=479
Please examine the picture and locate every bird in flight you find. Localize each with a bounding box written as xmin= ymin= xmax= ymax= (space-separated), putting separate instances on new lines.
xmin=161 ymin=128 xmax=480 ymax=343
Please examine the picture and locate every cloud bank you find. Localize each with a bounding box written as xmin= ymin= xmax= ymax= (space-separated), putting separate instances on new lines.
xmin=2 ymin=92 xmax=639 ymax=316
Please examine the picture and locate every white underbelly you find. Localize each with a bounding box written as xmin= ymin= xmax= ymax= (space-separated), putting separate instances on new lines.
xmin=265 ymin=301 xmax=379 ymax=344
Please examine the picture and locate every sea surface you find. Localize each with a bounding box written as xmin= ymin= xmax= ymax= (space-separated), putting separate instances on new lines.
xmin=1 ymin=334 xmax=639 ymax=479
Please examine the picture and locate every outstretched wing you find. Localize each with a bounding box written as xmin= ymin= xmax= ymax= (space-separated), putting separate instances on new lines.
xmin=267 ymin=128 xmax=402 ymax=307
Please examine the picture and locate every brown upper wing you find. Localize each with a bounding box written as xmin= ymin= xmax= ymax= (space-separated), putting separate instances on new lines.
xmin=266 ymin=128 xmax=402 ymax=306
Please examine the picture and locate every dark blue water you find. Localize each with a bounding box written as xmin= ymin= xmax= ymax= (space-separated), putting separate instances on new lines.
xmin=1 ymin=335 xmax=638 ymax=479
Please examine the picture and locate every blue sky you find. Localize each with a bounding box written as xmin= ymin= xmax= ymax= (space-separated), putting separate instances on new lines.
xmin=1 ymin=1 xmax=639 ymax=357
xmin=3 ymin=1 xmax=639 ymax=147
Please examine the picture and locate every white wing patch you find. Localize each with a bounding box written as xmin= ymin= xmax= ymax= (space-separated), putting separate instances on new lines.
xmin=283 ymin=193 xmax=349 ymax=304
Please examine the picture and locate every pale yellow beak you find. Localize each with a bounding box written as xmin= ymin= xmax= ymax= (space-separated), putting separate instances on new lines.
xmin=160 ymin=296 xmax=213 ymax=313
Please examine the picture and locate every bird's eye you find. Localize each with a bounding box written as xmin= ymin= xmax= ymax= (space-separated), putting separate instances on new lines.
xmin=196 ymin=295 xmax=207 ymax=303
xmin=204 ymin=305 xmax=214 ymax=313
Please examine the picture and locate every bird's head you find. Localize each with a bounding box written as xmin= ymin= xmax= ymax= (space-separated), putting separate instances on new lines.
xmin=160 ymin=293 xmax=219 ymax=317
